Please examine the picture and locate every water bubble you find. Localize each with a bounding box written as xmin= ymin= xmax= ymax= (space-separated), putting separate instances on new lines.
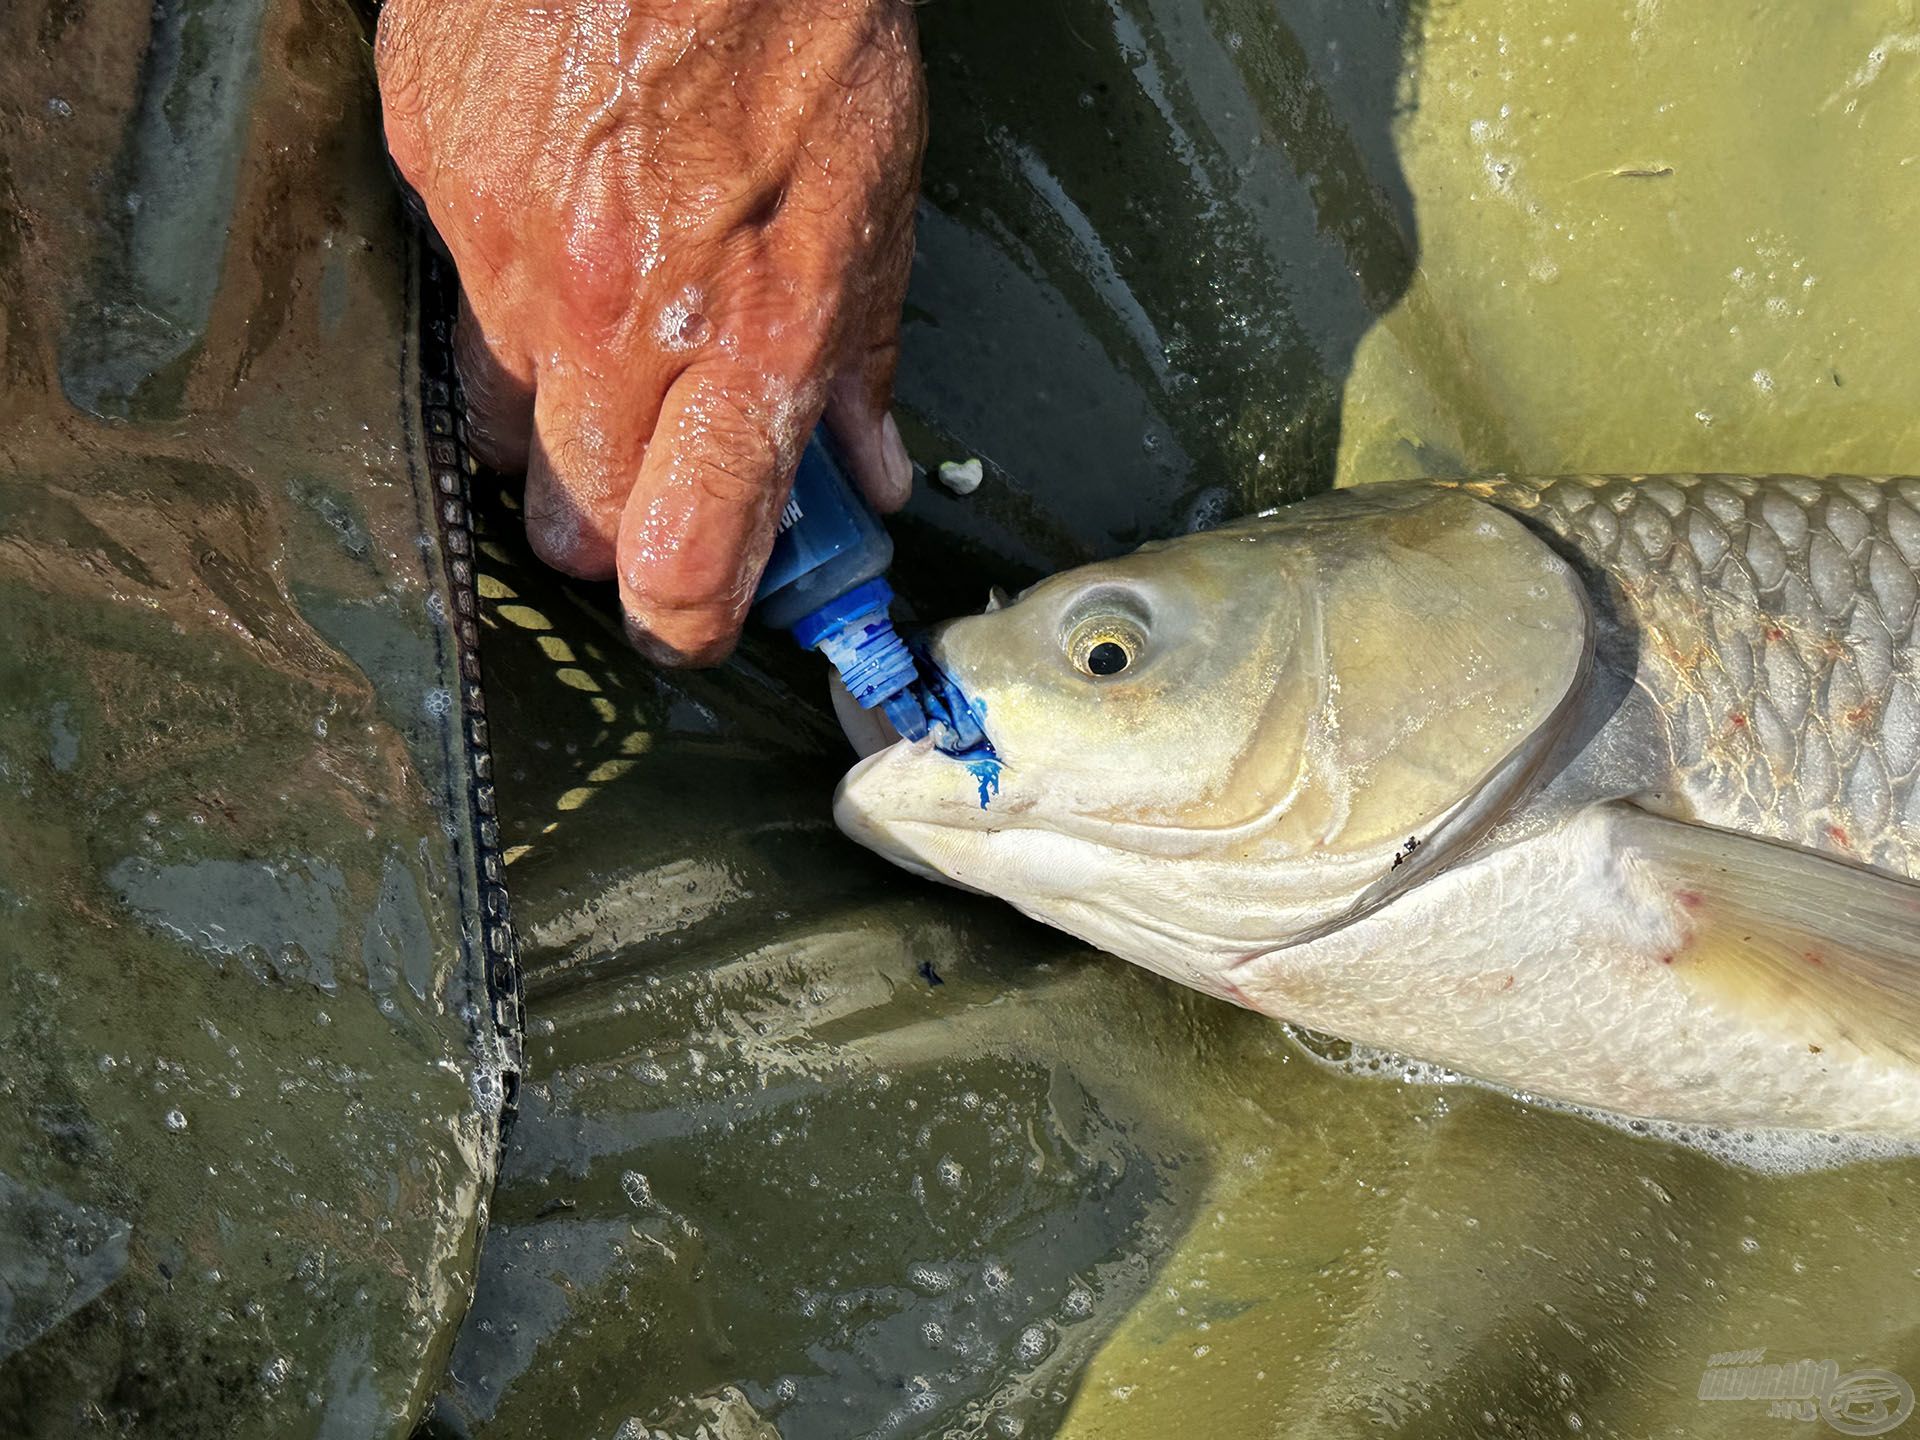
xmin=627 ymin=1058 xmax=667 ymax=1086
xmin=620 ymin=1170 xmax=653 ymax=1206
xmin=164 ymin=1109 xmax=188 ymax=1132
xmin=982 ymin=1261 xmax=1011 ymax=1294
xmin=936 ymin=1156 xmax=965 ymax=1191
xmin=908 ymin=1262 xmax=954 ymax=1294
xmin=1016 ymin=1325 xmax=1052 ymax=1364
xmin=655 ymin=286 xmax=710 ymax=352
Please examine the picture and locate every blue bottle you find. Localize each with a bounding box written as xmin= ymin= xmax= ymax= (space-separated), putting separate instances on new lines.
xmin=755 ymin=430 xmax=987 ymax=752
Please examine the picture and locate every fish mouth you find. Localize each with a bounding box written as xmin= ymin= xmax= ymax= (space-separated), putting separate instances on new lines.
xmin=908 ymin=630 xmax=995 ymax=759
xmin=832 ymin=737 xmax=1010 ymax=892
xmin=831 ymin=806 xmax=1002 ymax=898
xmin=827 ymin=624 xmax=999 ymax=763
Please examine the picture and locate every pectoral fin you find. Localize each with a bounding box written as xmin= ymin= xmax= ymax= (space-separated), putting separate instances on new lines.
xmin=1614 ymin=805 xmax=1920 ymax=1064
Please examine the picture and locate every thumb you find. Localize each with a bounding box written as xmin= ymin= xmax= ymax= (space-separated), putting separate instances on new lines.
xmin=824 ymin=345 xmax=911 ymax=515
xmin=823 ymin=219 xmax=916 ymax=514
xmin=616 ymin=365 xmax=822 ymax=666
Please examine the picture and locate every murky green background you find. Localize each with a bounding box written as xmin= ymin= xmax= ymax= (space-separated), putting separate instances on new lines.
xmin=434 ymin=3 xmax=1920 ymax=1438
xmin=6 ymin=0 xmax=1920 ymax=1435
xmin=0 ymin=1 xmax=507 ymax=1434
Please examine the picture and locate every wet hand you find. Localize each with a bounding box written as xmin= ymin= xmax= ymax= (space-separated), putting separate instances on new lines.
xmin=376 ymin=0 xmax=924 ymax=664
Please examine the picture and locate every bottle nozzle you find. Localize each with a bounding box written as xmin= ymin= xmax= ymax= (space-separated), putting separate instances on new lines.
xmin=794 ymin=579 xmax=928 ymax=741
xmin=791 ymin=579 xmax=989 ymax=754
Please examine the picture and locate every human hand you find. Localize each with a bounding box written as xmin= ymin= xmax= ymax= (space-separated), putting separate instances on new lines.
xmin=376 ymin=0 xmax=924 ymax=664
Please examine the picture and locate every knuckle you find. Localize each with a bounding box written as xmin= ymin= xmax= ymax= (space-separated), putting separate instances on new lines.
xmin=661 ymin=410 xmax=780 ymax=513
xmin=555 ymin=205 xmax=642 ymax=333
xmin=680 ymin=381 xmax=780 ymax=462
xmin=691 ymin=456 xmax=766 ymax=514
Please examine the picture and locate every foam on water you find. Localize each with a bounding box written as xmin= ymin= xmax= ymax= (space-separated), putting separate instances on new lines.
xmin=1282 ymin=1026 xmax=1920 ymax=1174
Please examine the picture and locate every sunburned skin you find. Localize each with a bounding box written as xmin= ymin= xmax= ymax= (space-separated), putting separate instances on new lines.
xmin=376 ymin=0 xmax=925 ymax=665
xmin=836 ymin=475 xmax=1920 ymax=1133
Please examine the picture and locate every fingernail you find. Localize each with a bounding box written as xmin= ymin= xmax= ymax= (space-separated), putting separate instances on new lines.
xmin=878 ymin=413 xmax=913 ymax=510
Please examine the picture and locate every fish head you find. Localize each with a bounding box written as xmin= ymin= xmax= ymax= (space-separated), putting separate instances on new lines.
xmin=834 ymin=486 xmax=1592 ymax=998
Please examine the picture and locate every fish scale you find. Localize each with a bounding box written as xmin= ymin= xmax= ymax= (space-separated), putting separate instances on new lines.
xmin=1462 ymin=474 xmax=1920 ymax=878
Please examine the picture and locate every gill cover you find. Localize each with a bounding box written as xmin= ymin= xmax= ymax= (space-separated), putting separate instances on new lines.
xmin=1272 ymin=486 xmax=1593 ymax=868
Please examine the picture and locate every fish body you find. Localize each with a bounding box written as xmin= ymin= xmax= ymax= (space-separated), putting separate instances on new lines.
xmin=1467 ymin=474 xmax=1920 ymax=871
xmin=835 ymin=475 xmax=1920 ymax=1133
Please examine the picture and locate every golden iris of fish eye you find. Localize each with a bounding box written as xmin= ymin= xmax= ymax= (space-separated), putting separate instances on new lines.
xmin=1065 ymin=616 xmax=1147 ymax=678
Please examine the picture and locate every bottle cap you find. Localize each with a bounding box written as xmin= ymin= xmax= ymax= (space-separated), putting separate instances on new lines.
xmin=795 ymin=580 xmax=929 ymax=741
xmin=794 ymin=579 xmax=994 ymax=756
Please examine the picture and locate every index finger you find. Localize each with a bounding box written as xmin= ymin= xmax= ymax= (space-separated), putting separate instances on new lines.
xmin=616 ymin=362 xmax=824 ymax=666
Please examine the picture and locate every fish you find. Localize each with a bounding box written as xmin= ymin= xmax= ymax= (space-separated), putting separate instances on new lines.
xmin=834 ymin=474 xmax=1920 ymax=1133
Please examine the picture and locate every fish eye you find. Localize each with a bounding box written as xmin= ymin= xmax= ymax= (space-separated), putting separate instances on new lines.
xmin=1066 ymin=615 xmax=1146 ymax=679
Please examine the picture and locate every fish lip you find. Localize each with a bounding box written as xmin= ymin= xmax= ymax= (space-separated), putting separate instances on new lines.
xmin=919 ymin=651 xmax=1004 ymax=773
xmin=906 ymin=626 xmax=998 ymax=760
xmin=846 ymin=814 xmax=997 ymax=894
xmin=830 ymin=761 xmax=1000 ymax=897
